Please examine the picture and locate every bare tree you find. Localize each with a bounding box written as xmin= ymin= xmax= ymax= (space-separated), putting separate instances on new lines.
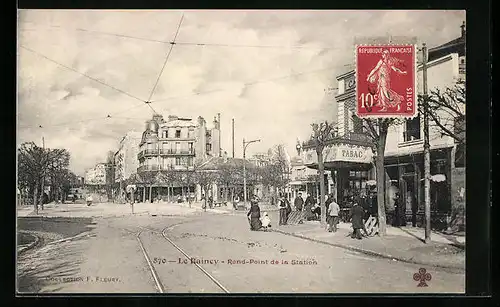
xmin=309 ymin=121 xmax=336 ymax=226
xmin=362 ymin=117 xmax=404 ymax=236
xmin=194 ymin=168 xmax=218 ymax=207
xmin=420 ymin=80 xmax=466 ymax=145
xmin=18 ymin=142 xmax=72 ymax=213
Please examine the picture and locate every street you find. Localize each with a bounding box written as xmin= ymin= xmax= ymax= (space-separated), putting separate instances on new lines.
xmin=17 ymin=205 xmax=465 ymax=293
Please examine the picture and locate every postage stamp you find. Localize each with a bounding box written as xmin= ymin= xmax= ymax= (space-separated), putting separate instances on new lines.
xmin=355 ymin=44 xmax=417 ymax=118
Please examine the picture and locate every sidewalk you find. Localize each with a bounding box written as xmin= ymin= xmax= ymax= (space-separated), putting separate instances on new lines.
xmin=273 ymin=220 xmax=465 ymax=271
xmin=16 ymin=201 xmax=234 ymax=219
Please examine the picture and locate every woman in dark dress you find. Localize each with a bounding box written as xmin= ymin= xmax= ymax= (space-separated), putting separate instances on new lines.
xmin=350 ymin=198 xmax=369 ymax=239
xmin=247 ymin=198 xmax=262 ymax=231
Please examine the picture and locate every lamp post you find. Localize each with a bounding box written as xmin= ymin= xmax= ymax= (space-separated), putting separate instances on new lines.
xmin=243 ymin=138 xmax=260 ymax=206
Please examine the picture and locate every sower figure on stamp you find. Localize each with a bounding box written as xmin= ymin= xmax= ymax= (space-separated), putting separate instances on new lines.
xmin=349 ymin=197 xmax=369 ymax=239
xmin=366 ymin=49 xmax=407 ymax=112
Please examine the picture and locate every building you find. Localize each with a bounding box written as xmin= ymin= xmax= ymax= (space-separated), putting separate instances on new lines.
xmin=302 ymin=23 xmax=465 ymax=230
xmin=132 ymin=113 xmax=221 ymax=202
xmin=84 ymin=163 xmax=107 ymax=186
xmin=114 ymin=131 xmax=142 ymax=200
xmin=196 ymin=154 xmax=258 ymax=202
xmin=288 ymin=153 xmax=334 ymax=202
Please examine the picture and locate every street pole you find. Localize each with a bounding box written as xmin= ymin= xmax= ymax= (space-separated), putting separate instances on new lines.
xmin=232 ymin=118 xmax=235 ymax=158
xmin=40 ymin=137 xmax=45 ymax=210
xmin=243 ymin=138 xmax=260 ymax=206
xmin=422 ymin=43 xmax=431 ymax=243
xmin=243 ymin=138 xmax=246 ymax=206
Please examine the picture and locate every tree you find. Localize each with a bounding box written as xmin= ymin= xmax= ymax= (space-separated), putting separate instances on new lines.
xmin=194 ymin=168 xmax=218 ymax=206
xmin=363 ymin=117 xmax=404 ymax=236
xmin=419 ymin=80 xmax=466 ymax=145
xmin=309 ymin=121 xmax=335 ymax=227
xmin=216 ymin=163 xmax=239 ymax=202
xmin=17 ymin=142 xmax=72 ymax=213
xmin=105 ymin=151 xmax=116 ymax=201
xmin=46 ymin=149 xmax=70 ymax=202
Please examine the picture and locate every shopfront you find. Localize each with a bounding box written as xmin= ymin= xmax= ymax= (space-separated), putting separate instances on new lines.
xmin=302 ymin=139 xmax=374 ymax=207
xmin=384 ymin=147 xmax=453 ymax=229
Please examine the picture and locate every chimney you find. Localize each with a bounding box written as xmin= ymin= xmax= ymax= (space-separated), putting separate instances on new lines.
xmin=460 ymin=21 xmax=466 ymax=38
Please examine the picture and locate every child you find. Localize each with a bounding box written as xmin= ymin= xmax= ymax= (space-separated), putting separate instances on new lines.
xmin=86 ymin=195 xmax=93 ymax=206
xmin=260 ymin=212 xmax=272 ymax=230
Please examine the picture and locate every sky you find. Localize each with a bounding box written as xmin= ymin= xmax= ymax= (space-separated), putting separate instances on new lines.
xmin=17 ymin=10 xmax=465 ymax=176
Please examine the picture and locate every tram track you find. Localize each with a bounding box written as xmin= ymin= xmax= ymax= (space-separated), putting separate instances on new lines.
xmin=115 ymin=219 xmax=230 ymax=293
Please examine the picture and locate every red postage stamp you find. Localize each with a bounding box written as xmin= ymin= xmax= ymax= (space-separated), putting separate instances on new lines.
xmin=355 ymin=45 xmax=417 ymax=118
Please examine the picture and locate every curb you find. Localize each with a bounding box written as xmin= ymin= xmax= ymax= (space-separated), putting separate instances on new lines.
xmin=45 ymin=231 xmax=95 ymax=246
xmin=272 ymin=229 xmax=465 ymax=272
xmin=17 ymin=231 xmax=41 ymax=255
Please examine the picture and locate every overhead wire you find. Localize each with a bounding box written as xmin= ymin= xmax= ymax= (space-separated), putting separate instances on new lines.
xmin=149 ymin=65 xmax=346 ymax=104
xmin=19 ymin=45 xmax=146 ymax=104
xmin=19 ymin=23 xmax=345 ymax=51
xmin=18 ymin=102 xmax=150 ymax=129
xmin=18 ymin=18 xmax=352 ymax=130
xmin=146 ymin=13 xmax=185 ymax=103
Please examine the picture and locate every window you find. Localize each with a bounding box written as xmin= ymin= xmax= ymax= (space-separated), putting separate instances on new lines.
xmin=347 ymin=109 xmax=354 ymax=132
xmin=162 ymin=142 xmax=169 ymax=150
xmin=338 ymin=79 xmax=345 ymax=95
xmin=187 ymin=157 xmax=193 ymax=167
xmin=454 ymin=115 xmax=465 ymax=144
xmin=188 ymin=128 xmax=195 ymax=139
xmin=175 ymin=142 xmax=181 ymax=153
xmin=175 ymin=129 xmax=181 ymax=138
xmin=352 ymin=114 xmax=363 ymax=133
xmin=188 ymin=142 xmax=194 ymax=153
xmin=161 ymin=130 xmax=168 ymax=138
xmin=404 ymin=116 xmax=421 ymax=142
xmin=455 ymin=143 xmax=465 ymax=167
xmin=175 ymin=157 xmax=181 ymax=165
xmin=206 ymin=143 xmax=212 ymax=152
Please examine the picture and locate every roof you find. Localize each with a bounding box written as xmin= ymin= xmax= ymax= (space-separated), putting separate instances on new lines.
xmin=290 ymin=156 xmax=304 ymax=166
xmin=161 ymin=119 xmax=197 ymax=128
xmin=198 ymin=156 xmax=256 ymax=171
xmin=428 ymin=35 xmax=465 ymax=62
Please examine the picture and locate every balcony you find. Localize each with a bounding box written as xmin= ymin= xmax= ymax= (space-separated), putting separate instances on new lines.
xmin=159 ymin=149 xmax=196 ymax=156
xmin=137 ymin=149 xmax=159 ymax=160
xmin=137 ymin=164 xmax=195 ymax=173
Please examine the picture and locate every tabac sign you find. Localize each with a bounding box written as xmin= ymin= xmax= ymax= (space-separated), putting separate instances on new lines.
xmin=303 ymin=144 xmax=373 ymax=165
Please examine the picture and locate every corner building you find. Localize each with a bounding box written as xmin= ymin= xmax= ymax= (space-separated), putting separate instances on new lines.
xmin=302 ymin=24 xmax=465 ymax=230
xmin=135 ymin=114 xmax=221 ymax=202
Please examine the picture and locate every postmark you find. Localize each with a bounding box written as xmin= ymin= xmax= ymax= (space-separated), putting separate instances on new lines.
xmin=355 ymin=44 xmax=417 ymax=118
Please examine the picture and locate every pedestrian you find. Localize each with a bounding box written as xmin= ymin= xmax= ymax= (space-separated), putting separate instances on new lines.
xmin=278 ymin=193 xmax=288 ymax=225
xmin=247 ymin=197 xmax=262 ymax=231
xmin=233 ymin=195 xmax=240 ymax=210
xmin=327 ymin=197 xmax=340 ymax=232
xmin=86 ymin=194 xmax=93 ymax=207
xmin=393 ymin=192 xmax=401 ymax=227
xmin=325 ymin=193 xmax=333 ymax=212
xmin=285 ymin=198 xmax=291 ymax=221
xmin=294 ymin=192 xmax=304 ymax=211
xmin=304 ymin=193 xmax=315 ymax=220
xmin=260 ymin=212 xmax=272 ymax=230
xmin=349 ymin=197 xmax=369 ymax=239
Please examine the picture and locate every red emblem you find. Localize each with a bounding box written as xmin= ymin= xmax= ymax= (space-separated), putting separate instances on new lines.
xmin=413 ymin=268 xmax=432 ymax=287
xmin=355 ymin=45 xmax=417 ymax=118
